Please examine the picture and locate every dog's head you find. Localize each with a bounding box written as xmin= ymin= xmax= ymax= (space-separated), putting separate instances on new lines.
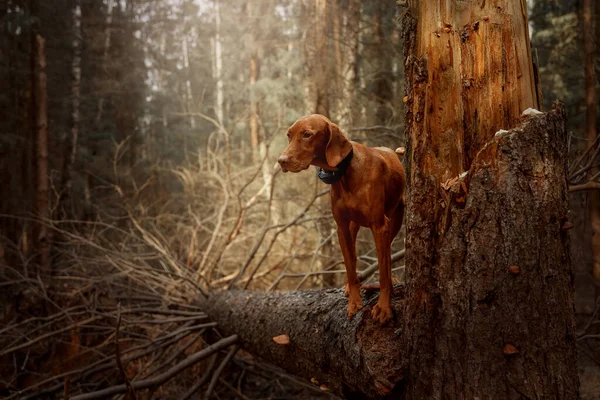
xmin=278 ymin=114 xmax=352 ymax=173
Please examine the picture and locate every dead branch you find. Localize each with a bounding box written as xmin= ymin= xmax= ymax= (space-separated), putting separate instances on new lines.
xmin=181 ymin=354 xmax=218 ymax=400
xmin=70 ymin=334 xmax=239 ymax=400
xmin=205 ymin=344 xmax=240 ymax=398
xmin=114 ymin=305 xmax=137 ymax=400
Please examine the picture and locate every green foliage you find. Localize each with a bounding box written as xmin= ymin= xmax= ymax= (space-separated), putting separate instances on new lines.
xmin=530 ymin=0 xmax=585 ymax=129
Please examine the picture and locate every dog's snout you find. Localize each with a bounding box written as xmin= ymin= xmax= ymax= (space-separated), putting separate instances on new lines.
xmin=278 ymin=155 xmax=289 ymax=166
xmin=277 ymin=155 xmax=290 ymax=172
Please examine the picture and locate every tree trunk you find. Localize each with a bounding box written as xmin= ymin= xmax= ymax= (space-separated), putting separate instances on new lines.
xmin=212 ymin=0 xmax=229 ymax=176
xmin=33 ymin=34 xmax=50 ymax=275
xmin=95 ymin=0 xmax=114 ymax=125
xmin=401 ymin=1 xmax=577 ymax=398
xmin=336 ymin=0 xmax=361 ymax=127
xmin=214 ymin=0 xmax=224 ymax=127
xmin=248 ymin=0 xmax=261 ymax=162
xmin=583 ymin=0 xmax=600 ymax=297
xmin=58 ymin=0 xmax=82 ymax=219
xmin=371 ymin=0 xmax=393 ymax=126
xmin=182 ymin=36 xmax=196 ymax=129
xmin=249 ymin=54 xmax=260 ymax=159
xmin=313 ymin=0 xmax=329 ymax=117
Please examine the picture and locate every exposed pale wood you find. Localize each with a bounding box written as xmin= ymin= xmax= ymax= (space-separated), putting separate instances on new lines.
xmin=404 ymin=0 xmax=538 ymax=181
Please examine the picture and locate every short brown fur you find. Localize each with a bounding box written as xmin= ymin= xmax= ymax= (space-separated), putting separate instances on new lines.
xmin=278 ymin=114 xmax=406 ymax=324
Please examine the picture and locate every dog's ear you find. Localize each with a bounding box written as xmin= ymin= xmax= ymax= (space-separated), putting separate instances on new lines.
xmin=325 ymin=121 xmax=353 ymax=168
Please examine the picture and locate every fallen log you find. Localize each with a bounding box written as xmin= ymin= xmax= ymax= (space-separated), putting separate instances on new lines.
xmin=200 ymin=286 xmax=406 ymax=398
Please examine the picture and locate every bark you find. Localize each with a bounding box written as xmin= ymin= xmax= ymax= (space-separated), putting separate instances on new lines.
xmin=33 ymin=34 xmax=50 ymax=275
xmin=406 ymin=106 xmax=578 ymax=399
xmin=200 ymin=286 xmax=406 ymax=398
xmin=583 ymin=0 xmax=600 ymax=292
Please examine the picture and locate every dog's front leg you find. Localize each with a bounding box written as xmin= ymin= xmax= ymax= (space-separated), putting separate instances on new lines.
xmin=336 ymin=222 xmax=362 ymax=320
xmin=371 ymin=217 xmax=393 ymax=324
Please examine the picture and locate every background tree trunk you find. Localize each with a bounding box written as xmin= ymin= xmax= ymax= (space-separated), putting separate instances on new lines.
xmin=58 ymin=0 xmax=82 ymax=219
xmin=248 ymin=0 xmax=261 ymax=162
xmin=182 ymin=35 xmax=196 ymax=129
xmin=313 ymin=0 xmax=330 ymax=117
xmin=336 ymin=0 xmax=361 ymax=127
xmin=33 ymin=34 xmax=50 ymax=275
xmin=371 ymin=0 xmax=393 ymax=126
xmin=95 ymin=0 xmax=114 ymax=125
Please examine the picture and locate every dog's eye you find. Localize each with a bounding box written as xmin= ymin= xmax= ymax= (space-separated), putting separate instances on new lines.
xmin=286 ymin=133 xmax=291 ymax=141
xmin=302 ymin=132 xmax=311 ymax=139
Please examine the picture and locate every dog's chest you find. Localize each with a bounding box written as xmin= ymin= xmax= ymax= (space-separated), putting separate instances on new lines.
xmin=330 ymin=186 xmax=376 ymax=226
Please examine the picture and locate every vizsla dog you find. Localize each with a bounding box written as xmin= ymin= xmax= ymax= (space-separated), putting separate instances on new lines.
xmin=278 ymin=114 xmax=405 ymax=324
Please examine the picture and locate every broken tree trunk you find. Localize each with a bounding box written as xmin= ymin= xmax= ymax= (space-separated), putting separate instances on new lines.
xmin=203 ymin=107 xmax=578 ymax=399
xmin=400 ymin=0 xmax=578 ymax=398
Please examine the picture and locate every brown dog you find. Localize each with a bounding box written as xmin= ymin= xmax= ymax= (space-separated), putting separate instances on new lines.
xmin=278 ymin=114 xmax=405 ymax=324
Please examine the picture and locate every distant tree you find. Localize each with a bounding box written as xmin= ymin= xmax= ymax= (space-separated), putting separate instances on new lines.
xmin=33 ymin=33 xmax=49 ymax=275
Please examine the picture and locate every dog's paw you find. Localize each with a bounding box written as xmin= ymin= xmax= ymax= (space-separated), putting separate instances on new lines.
xmin=343 ymin=283 xmax=350 ymax=297
xmin=371 ymin=303 xmax=393 ymax=325
xmin=347 ymin=299 xmax=361 ymax=320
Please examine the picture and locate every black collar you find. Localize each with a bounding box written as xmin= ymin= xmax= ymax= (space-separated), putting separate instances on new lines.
xmin=317 ymin=148 xmax=354 ymax=184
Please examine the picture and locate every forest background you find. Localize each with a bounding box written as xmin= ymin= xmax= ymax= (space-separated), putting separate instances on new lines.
xmin=1 ymin=0 xmax=599 ymax=398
